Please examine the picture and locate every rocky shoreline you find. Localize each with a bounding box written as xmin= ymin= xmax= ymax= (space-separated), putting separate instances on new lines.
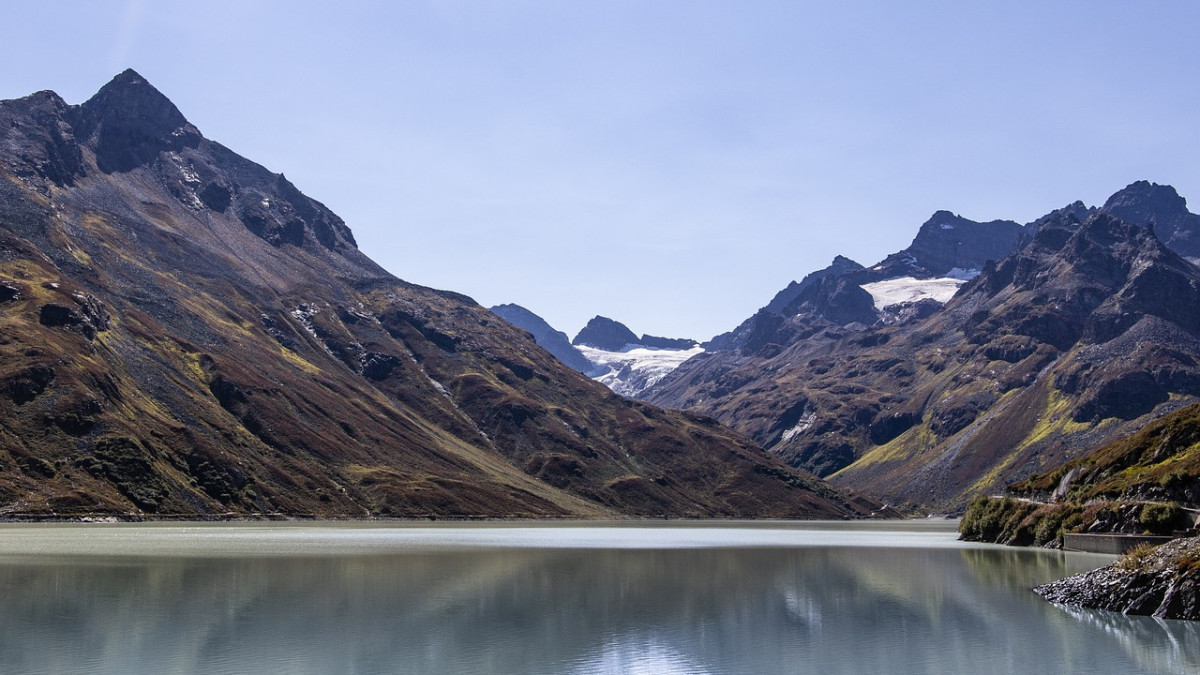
xmin=1035 ymin=537 xmax=1200 ymax=620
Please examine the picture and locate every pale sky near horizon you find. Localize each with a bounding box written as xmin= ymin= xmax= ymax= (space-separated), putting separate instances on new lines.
xmin=4 ymin=1 xmax=1199 ymax=340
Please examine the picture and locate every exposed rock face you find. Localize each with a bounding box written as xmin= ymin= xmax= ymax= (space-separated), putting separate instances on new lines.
xmin=0 ymin=72 xmax=875 ymax=520
xmin=1036 ymin=537 xmax=1200 ymax=620
xmin=37 ymin=292 xmax=109 ymax=340
xmin=708 ymin=256 xmax=866 ymax=352
xmin=763 ymin=255 xmax=866 ymax=315
xmin=786 ymin=274 xmax=879 ymax=327
xmin=647 ymin=192 xmax=1200 ymax=512
xmin=489 ymin=304 xmax=594 ymax=373
xmin=572 ymin=316 xmax=640 ymax=351
xmin=71 ymin=68 xmax=202 ymax=174
xmin=871 ymin=211 xmax=1025 ymax=278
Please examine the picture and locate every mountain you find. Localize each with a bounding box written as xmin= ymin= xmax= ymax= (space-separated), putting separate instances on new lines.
xmin=869 ymin=211 xmax=1025 ymax=279
xmin=562 ymin=316 xmax=700 ymax=398
xmin=646 ymin=187 xmax=1200 ymax=512
xmin=0 ymin=71 xmax=877 ymax=520
xmin=487 ymin=308 xmax=703 ymax=399
xmin=639 ymin=334 xmax=697 ymax=350
xmin=704 ymin=211 xmax=1035 ymax=356
xmin=707 ymin=256 xmax=866 ymax=352
xmin=572 ymin=316 xmax=641 ymax=351
xmin=489 ymin=304 xmax=593 ymax=373
xmin=763 ymin=255 xmax=866 ymax=315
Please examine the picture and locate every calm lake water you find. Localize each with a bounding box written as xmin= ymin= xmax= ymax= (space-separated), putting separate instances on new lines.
xmin=0 ymin=520 xmax=1195 ymax=674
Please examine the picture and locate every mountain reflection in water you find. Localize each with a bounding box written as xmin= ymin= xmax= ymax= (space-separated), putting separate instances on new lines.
xmin=0 ymin=523 xmax=1194 ymax=674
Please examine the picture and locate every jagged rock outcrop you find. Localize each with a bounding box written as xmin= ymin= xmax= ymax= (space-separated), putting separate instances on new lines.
xmin=703 ymin=211 xmax=1029 ymax=357
xmin=0 ymin=71 xmax=876 ymax=520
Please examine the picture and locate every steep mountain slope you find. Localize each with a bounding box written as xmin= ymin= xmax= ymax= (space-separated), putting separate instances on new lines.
xmin=0 ymin=71 xmax=875 ymax=519
xmin=1007 ymin=400 xmax=1200 ymax=507
xmin=648 ymin=199 xmax=1200 ymax=512
xmin=489 ymin=304 xmax=594 ymax=373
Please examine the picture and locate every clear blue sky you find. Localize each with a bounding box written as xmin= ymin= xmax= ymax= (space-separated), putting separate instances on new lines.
xmin=4 ymin=1 xmax=1199 ymax=340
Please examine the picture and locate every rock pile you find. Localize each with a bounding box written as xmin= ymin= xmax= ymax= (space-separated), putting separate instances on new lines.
xmin=1035 ymin=537 xmax=1200 ymax=620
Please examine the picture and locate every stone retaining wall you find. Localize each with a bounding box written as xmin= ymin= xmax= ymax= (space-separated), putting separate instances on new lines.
xmin=1062 ymin=533 xmax=1176 ymax=555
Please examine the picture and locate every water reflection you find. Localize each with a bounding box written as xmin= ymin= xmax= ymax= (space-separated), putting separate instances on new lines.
xmin=1050 ymin=604 xmax=1200 ymax=674
xmin=0 ymin=527 xmax=1194 ymax=674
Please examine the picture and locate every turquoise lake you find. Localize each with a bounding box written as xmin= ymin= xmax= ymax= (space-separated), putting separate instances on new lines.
xmin=0 ymin=520 xmax=1195 ymax=674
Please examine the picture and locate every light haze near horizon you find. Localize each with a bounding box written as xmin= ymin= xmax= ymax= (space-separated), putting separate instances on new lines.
xmin=3 ymin=1 xmax=1198 ymax=340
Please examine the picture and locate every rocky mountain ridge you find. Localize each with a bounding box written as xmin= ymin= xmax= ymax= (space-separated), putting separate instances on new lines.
xmin=645 ymin=183 xmax=1200 ymax=512
xmin=0 ymin=71 xmax=876 ymax=519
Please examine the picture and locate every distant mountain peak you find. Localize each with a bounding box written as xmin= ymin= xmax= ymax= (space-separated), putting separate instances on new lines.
xmin=1099 ymin=181 xmax=1200 ymax=259
xmin=761 ymin=256 xmax=864 ymax=316
xmin=1102 ymin=181 xmax=1190 ymax=224
xmin=874 ymin=211 xmax=1025 ymax=278
xmin=573 ymin=316 xmax=640 ymax=351
xmin=1105 ymin=180 xmax=1186 ymax=209
xmin=489 ymin=304 xmax=595 ymax=373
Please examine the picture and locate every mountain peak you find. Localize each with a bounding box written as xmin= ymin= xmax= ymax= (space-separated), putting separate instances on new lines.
xmin=875 ymin=211 xmax=1025 ymax=278
xmin=1106 ymin=179 xmax=1183 ymax=202
xmin=1102 ymin=181 xmax=1188 ymax=221
xmin=1099 ymin=181 xmax=1200 ymax=259
xmin=76 ymin=70 xmax=201 ymax=173
xmin=82 ymin=70 xmax=189 ymax=129
xmin=573 ymin=316 xmax=639 ymax=350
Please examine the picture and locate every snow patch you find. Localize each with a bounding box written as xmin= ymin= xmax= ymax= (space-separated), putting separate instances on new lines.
xmin=577 ymin=345 xmax=704 ymax=397
xmin=859 ymin=276 xmax=966 ymax=310
xmin=780 ymin=413 xmax=817 ymax=443
xmin=939 ymin=223 xmax=955 ymax=230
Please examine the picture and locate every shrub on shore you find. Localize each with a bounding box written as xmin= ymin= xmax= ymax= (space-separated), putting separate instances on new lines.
xmin=960 ymin=496 xmax=1191 ymax=546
